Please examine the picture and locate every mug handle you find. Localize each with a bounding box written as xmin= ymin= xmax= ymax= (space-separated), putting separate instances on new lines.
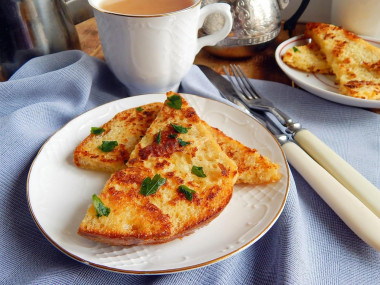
xmin=196 ymin=3 xmax=233 ymax=54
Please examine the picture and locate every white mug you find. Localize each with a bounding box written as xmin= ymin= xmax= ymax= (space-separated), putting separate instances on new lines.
xmin=331 ymin=0 xmax=380 ymax=39
xmin=88 ymin=0 xmax=233 ymax=95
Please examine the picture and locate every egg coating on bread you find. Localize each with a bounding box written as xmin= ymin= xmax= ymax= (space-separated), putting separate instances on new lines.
xmin=305 ymin=22 xmax=380 ymax=100
xmin=73 ymin=103 xmax=162 ymax=172
xmin=78 ymin=93 xmax=238 ymax=245
xmin=74 ymin=97 xmax=280 ymax=185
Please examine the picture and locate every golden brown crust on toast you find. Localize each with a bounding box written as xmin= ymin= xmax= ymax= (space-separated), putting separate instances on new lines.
xmin=78 ymin=93 xmax=238 ymax=245
xmin=73 ymin=103 xmax=162 ymax=172
xmin=282 ymin=42 xmax=333 ymax=74
xmin=210 ymin=126 xmax=281 ymax=184
xmin=305 ymin=22 xmax=380 ymax=100
xmin=74 ymin=99 xmax=281 ymax=185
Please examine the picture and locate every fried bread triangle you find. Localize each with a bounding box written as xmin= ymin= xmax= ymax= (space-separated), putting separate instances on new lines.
xmin=282 ymin=42 xmax=332 ymax=74
xmin=305 ymin=23 xmax=380 ymax=100
xmin=282 ymin=23 xmax=380 ymax=100
xmin=78 ymin=93 xmax=238 ymax=245
xmin=74 ymin=93 xmax=280 ymax=185
xmin=74 ymin=102 xmax=161 ymax=173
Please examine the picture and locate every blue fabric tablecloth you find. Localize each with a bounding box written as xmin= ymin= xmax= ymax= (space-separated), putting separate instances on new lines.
xmin=1 ymin=51 xmax=379 ymax=284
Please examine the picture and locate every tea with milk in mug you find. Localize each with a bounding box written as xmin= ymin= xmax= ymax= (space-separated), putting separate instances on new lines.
xmin=99 ymin=0 xmax=195 ymax=15
xmin=91 ymin=0 xmax=232 ymax=94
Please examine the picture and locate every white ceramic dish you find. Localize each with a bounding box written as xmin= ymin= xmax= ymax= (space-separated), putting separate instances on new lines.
xmin=27 ymin=94 xmax=289 ymax=274
xmin=275 ymin=35 xmax=380 ymax=108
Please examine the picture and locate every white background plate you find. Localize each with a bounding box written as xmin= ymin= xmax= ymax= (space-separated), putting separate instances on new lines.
xmin=275 ymin=35 xmax=380 ymax=108
xmin=27 ymin=94 xmax=289 ymax=274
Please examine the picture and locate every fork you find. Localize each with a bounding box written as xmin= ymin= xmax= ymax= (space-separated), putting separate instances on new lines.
xmin=223 ymin=64 xmax=380 ymax=219
xmin=246 ymin=104 xmax=380 ymax=251
xmin=223 ymin=65 xmax=298 ymax=130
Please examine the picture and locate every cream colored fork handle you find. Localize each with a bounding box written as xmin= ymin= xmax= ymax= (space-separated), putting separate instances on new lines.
xmin=282 ymin=141 xmax=380 ymax=251
xmin=293 ymin=129 xmax=380 ymax=219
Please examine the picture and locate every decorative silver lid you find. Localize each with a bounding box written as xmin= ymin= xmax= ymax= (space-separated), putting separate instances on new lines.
xmin=202 ymin=0 xmax=287 ymax=47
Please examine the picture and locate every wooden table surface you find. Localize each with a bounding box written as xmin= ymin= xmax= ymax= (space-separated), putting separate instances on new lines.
xmin=75 ymin=18 xmax=379 ymax=113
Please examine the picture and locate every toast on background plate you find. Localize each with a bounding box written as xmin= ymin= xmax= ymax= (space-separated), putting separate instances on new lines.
xmin=78 ymin=93 xmax=238 ymax=245
xmin=282 ymin=41 xmax=333 ymax=74
xmin=282 ymin=22 xmax=380 ymax=100
xmin=305 ymin=22 xmax=380 ymax=100
xmin=74 ymin=93 xmax=281 ymax=185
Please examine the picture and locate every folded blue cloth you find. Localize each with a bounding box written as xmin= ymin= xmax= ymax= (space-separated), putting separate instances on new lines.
xmin=1 ymin=50 xmax=379 ymax=284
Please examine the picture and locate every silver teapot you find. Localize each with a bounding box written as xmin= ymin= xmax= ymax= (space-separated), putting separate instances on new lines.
xmin=202 ymin=0 xmax=309 ymax=55
xmin=0 ymin=0 xmax=93 ymax=79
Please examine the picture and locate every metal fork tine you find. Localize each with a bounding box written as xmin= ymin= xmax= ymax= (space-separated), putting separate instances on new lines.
xmin=235 ymin=65 xmax=259 ymax=95
xmin=230 ymin=65 xmax=254 ymax=99
xmin=222 ymin=66 xmax=247 ymax=99
xmin=228 ymin=65 xmax=252 ymax=100
xmin=233 ymin=65 xmax=261 ymax=99
xmin=222 ymin=64 xmax=293 ymax=127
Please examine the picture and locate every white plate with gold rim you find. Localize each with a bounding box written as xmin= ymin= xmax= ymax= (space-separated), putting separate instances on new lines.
xmin=275 ymin=35 xmax=380 ymax=109
xmin=27 ymin=94 xmax=289 ymax=274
